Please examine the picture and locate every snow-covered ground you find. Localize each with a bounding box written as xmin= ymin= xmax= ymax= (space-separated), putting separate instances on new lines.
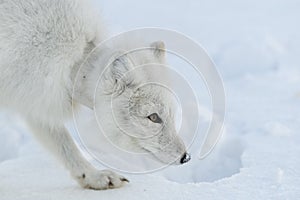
xmin=1 ymin=0 xmax=300 ymax=199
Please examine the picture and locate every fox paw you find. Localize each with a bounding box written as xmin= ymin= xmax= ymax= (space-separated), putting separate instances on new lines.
xmin=76 ymin=169 xmax=129 ymax=190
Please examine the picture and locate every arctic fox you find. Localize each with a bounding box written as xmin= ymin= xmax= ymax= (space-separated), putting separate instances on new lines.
xmin=0 ymin=0 xmax=190 ymax=189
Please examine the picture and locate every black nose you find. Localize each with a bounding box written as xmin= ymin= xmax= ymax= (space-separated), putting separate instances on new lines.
xmin=180 ymin=153 xmax=191 ymax=164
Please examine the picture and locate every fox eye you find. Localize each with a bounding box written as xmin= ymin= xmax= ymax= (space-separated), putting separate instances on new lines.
xmin=147 ymin=113 xmax=162 ymax=123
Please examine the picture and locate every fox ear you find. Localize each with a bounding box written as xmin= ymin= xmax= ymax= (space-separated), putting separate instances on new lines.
xmin=151 ymin=41 xmax=166 ymax=61
xmin=102 ymin=52 xmax=135 ymax=95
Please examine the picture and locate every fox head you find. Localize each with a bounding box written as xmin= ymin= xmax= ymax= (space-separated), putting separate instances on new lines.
xmin=82 ymin=41 xmax=191 ymax=165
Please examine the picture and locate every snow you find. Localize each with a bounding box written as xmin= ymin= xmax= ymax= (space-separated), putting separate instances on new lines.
xmin=1 ymin=0 xmax=300 ymax=199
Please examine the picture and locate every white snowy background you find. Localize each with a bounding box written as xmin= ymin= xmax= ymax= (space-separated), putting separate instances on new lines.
xmin=1 ymin=0 xmax=300 ymax=199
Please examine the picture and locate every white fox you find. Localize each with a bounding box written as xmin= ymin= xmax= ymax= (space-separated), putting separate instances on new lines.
xmin=0 ymin=0 xmax=190 ymax=190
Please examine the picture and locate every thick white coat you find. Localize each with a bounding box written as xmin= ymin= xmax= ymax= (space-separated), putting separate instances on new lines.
xmin=0 ymin=0 xmax=187 ymax=189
